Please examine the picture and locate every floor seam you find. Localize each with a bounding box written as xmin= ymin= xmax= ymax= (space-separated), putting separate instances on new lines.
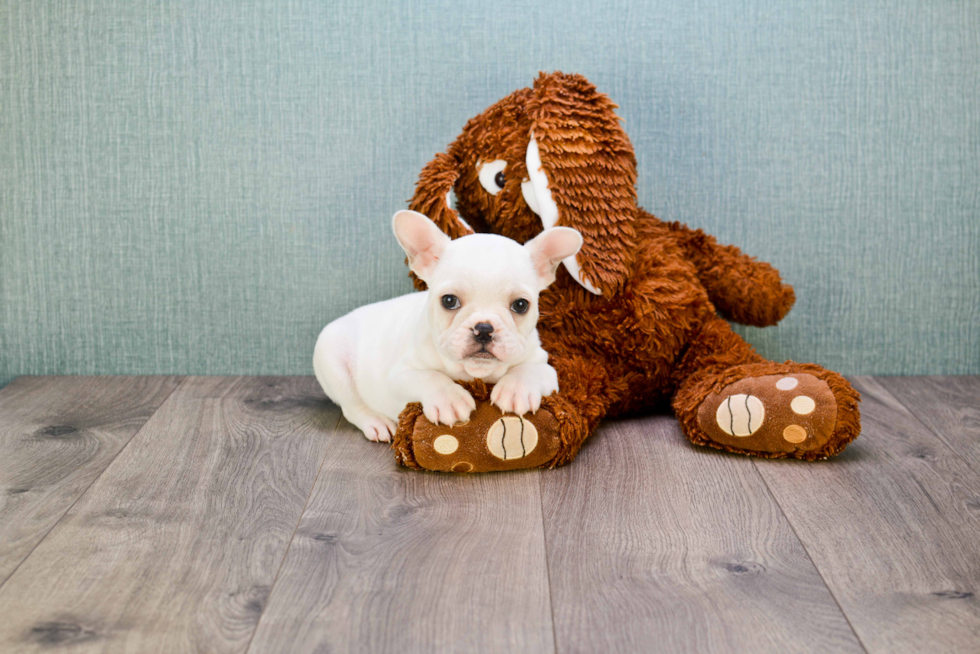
xmin=750 ymin=460 xmax=870 ymax=654
xmin=0 ymin=375 xmax=186 ymax=591
xmin=243 ymin=410 xmax=343 ymax=654
xmin=538 ymin=472 xmax=560 ymax=654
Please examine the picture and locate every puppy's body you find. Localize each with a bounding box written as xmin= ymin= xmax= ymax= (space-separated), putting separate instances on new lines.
xmin=314 ymin=289 xmax=549 ymax=438
xmin=314 ymin=210 xmax=582 ymax=442
xmin=316 ymin=293 xmax=433 ymax=424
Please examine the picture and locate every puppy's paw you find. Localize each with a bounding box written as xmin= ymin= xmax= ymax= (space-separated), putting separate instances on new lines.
xmin=491 ymin=366 xmax=557 ymax=416
xmin=491 ymin=378 xmax=541 ymax=416
xmin=422 ymin=385 xmax=476 ymax=426
xmin=359 ymin=415 xmax=397 ymax=443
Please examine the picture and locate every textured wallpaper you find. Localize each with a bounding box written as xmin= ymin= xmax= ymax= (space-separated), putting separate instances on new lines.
xmin=1 ymin=0 xmax=978 ymax=387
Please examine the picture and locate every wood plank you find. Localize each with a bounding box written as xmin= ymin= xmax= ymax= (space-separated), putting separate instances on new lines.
xmin=247 ymin=420 xmax=555 ymax=654
xmin=754 ymin=376 xmax=980 ymax=653
xmin=0 ymin=376 xmax=181 ymax=585
xmin=876 ymin=376 xmax=980 ymax=463
xmin=0 ymin=376 xmax=340 ymax=653
xmin=541 ymin=415 xmax=862 ymax=653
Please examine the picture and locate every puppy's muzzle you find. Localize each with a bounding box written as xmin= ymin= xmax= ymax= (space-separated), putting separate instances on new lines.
xmin=473 ymin=322 xmax=494 ymax=345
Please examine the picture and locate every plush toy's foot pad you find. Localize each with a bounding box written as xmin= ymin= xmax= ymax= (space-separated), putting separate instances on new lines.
xmin=697 ymin=373 xmax=837 ymax=455
xmin=402 ymin=399 xmax=561 ymax=473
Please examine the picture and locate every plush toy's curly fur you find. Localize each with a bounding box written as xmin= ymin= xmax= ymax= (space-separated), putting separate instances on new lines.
xmin=400 ymin=72 xmax=860 ymax=465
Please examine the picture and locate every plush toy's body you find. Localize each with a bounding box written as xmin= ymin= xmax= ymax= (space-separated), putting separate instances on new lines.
xmin=393 ymin=72 xmax=860 ymax=471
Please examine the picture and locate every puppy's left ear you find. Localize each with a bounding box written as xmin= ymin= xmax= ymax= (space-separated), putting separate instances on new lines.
xmin=525 ymin=227 xmax=583 ymax=289
xmin=392 ymin=210 xmax=451 ymax=281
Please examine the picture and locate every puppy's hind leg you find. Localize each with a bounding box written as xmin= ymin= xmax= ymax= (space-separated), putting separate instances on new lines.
xmin=313 ymin=327 xmax=397 ymax=442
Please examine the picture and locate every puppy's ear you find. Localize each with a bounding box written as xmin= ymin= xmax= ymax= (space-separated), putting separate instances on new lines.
xmin=393 ymin=210 xmax=451 ymax=281
xmin=525 ymin=227 xmax=583 ymax=289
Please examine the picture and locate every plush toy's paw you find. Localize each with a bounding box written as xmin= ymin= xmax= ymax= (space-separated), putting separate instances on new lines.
xmin=410 ymin=403 xmax=559 ymax=472
xmin=393 ymin=386 xmax=569 ymax=472
xmin=696 ymin=373 xmax=842 ymax=458
xmin=394 ymin=380 xmax=590 ymax=472
xmin=421 ymin=385 xmax=476 ymax=426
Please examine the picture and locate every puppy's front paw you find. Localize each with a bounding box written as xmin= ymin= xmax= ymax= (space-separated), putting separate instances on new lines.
xmin=422 ymin=385 xmax=476 ymax=426
xmin=491 ymin=373 xmax=553 ymax=416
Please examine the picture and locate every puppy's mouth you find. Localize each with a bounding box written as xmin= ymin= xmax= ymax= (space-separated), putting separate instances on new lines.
xmin=465 ymin=346 xmax=498 ymax=361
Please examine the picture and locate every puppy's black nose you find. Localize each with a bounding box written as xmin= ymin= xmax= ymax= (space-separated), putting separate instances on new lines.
xmin=473 ymin=322 xmax=494 ymax=345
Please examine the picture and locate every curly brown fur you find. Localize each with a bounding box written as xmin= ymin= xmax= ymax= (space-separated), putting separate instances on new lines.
xmin=397 ymin=71 xmax=861 ymax=466
xmin=665 ymin=221 xmax=797 ymax=327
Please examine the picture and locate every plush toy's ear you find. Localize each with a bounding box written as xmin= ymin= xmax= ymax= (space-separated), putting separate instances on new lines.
xmin=407 ymin=150 xmax=475 ymax=290
xmin=409 ymin=150 xmax=474 ymax=240
xmin=525 ymin=227 xmax=583 ymax=289
xmin=525 ymin=72 xmax=638 ymax=296
xmin=392 ymin=210 xmax=451 ymax=282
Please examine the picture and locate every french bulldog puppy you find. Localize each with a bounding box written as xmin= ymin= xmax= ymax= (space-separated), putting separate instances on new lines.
xmin=313 ymin=210 xmax=582 ymax=442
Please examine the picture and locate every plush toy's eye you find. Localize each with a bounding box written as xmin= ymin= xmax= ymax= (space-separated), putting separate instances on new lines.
xmin=478 ymin=160 xmax=507 ymax=195
xmin=511 ymin=298 xmax=529 ymax=314
xmin=441 ymin=294 xmax=461 ymax=310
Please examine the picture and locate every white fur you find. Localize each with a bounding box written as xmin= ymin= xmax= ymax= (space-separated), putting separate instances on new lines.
xmin=313 ymin=210 xmax=582 ymax=442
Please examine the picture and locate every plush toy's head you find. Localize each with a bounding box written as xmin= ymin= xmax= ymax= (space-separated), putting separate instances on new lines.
xmin=411 ymin=72 xmax=639 ymax=297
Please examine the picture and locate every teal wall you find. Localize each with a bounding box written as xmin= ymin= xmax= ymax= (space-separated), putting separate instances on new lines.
xmin=2 ymin=0 xmax=978 ymax=387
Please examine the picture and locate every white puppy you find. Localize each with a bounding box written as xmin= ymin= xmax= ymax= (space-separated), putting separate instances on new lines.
xmin=313 ymin=210 xmax=582 ymax=442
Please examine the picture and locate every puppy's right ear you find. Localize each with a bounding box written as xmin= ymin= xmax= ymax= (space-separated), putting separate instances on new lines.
xmin=392 ymin=210 xmax=451 ymax=282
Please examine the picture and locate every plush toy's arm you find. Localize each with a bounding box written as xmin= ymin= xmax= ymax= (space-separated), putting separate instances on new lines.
xmin=663 ymin=218 xmax=796 ymax=327
xmin=392 ymin=353 xmax=617 ymax=472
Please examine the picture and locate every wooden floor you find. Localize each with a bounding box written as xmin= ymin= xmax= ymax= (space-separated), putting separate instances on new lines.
xmin=0 ymin=376 xmax=977 ymax=653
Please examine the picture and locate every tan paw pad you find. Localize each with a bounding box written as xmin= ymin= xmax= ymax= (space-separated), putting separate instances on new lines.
xmin=782 ymin=425 xmax=807 ymax=443
xmin=697 ymin=373 xmax=837 ymax=454
xmin=790 ymin=396 xmax=816 ymax=415
xmin=776 ymin=377 xmax=799 ymax=390
xmin=433 ymin=434 xmax=459 ymax=454
xmin=486 ymin=416 xmax=538 ymax=460
xmin=715 ymin=394 xmax=765 ymax=436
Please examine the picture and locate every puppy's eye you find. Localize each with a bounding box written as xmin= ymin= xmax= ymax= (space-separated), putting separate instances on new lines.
xmin=441 ymin=294 xmax=461 ymax=310
xmin=511 ymin=298 xmax=530 ymax=314
xmin=478 ymin=160 xmax=507 ymax=196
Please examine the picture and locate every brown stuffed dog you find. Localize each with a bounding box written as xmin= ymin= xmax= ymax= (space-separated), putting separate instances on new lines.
xmin=392 ymin=72 xmax=860 ymax=472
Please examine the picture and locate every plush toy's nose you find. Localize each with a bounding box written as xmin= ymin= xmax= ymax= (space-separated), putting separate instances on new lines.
xmin=473 ymin=322 xmax=494 ymax=344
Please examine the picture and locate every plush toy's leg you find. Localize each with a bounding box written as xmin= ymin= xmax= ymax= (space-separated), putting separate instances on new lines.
xmin=393 ymin=355 xmax=616 ymax=472
xmin=671 ymin=319 xmax=861 ymax=460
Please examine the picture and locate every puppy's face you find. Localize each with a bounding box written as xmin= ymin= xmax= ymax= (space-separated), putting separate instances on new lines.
xmin=426 ymin=236 xmax=539 ymax=377
xmin=393 ymin=210 xmax=582 ymax=378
